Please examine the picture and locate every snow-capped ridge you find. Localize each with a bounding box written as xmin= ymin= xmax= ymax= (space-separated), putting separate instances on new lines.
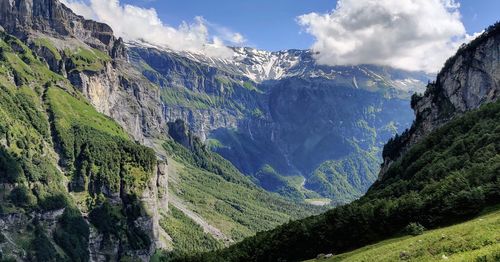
xmin=127 ymin=40 xmax=431 ymax=93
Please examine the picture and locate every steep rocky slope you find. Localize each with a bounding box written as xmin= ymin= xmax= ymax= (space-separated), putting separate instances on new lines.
xmin=0 ymin=0 xmax=167 ymax=141
xmin=0 ymin=30 xmax=167 ymax=260
xmin=381 ymin=22 xmax=500 ymax=176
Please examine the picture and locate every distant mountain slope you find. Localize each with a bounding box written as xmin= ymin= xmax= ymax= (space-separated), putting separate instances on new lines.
xmin=130 ymin=41 xmax=430 ymax=89
xmin=177 ymin=98 xmax=500 ymax=262
xmin=129 ymin=42 xmax=431 ymax=203
xmin=174 ymin=22 xmax=500 ymax=262
xmin=156 ymin=120 xmax=322 ymax=258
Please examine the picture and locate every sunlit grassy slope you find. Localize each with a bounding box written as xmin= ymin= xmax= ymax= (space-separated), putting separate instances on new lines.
xmin=309 ymin=207 xmax=500 ymax=262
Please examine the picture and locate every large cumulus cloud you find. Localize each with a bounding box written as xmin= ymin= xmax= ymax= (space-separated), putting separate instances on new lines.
xmin=298 ymin=0 xmax=477 ymax=73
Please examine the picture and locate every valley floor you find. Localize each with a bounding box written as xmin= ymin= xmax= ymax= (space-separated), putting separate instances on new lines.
xmin=307 ymin=207 xmax=500 ymax=262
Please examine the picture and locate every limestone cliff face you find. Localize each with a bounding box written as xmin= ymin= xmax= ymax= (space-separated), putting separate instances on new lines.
xmin=129 ymin=46 xmax=263 ymax=141
xmin=380 ymin=23 xmax=500 ymax=178
xmin=1 ymin=0 xmax=167 ymax=142
xmin=67 ymin=60 xmax=167 ymax=141
xmin=0 ymin=0 xmax=119 ymax=55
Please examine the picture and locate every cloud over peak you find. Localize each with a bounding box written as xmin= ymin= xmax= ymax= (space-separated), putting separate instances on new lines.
xmin=298 ymin=0 xmax=475 ymax=73
xmin=61 ymin=0 xmax=245 ymax=58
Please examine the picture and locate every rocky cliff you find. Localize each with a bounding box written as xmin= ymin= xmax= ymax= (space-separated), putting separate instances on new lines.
xmin=0 ymin=0 xmax=167 ymax=142
xmin=381 ymin=22 xmax=500 ymax=177
xmin=0 ymin=0 xmax=119 ymax=56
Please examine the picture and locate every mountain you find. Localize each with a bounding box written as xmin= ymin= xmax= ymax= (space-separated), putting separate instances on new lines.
xmin=177 ymin=22 xmax=500 ymax=262
xmin=0 ymin=27 xmax=163 ymax=261
xmin=381 ymin=22 xmax=500 ymax=177
xmin=0 ymin=1 xmax=321 ymax=260
xmin=0 ymin=0 xmax=166 ymax=141
xmin=128 ymin=42 xmax=431 ymax=203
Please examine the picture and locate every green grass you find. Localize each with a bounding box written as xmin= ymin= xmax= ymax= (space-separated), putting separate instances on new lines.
xmin=33 ymin=38 xmax=62 ymax=61
xmin=162 ymin=140 xmax=321 ymax=250
xmin=46 ymin=87 xmax=128 ymax=139
xmin=310 ymin=208 xmax=500 ymax=262
xmin=64 ymin=47 xmax=111 ymax=72
xmin=215 ymin=76 xmax=231 ymax=86
xmin=160 ymin=206 xmax=223 ymax=255
xmin=306 ymin=145 xmax=380 ymax=204
xmin=167 ymin=157 xmax=298 ymax=241
xmin=206 ymin=138 xmax=227 ymax=150
xmin=0 ymin=33 xmax=62 ymax=85
xmin=251 ymin=108 xmax=264 ymax=118
xmin=242 ymin=81 xmax=262 ymax=93
xmin=161 ymin=87 xmax=216 ymax=109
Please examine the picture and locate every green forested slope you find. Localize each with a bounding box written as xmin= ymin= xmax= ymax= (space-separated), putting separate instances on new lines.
xmin=309 ymin=207 xmax=500 ymax=262
xmin=156 ymin=138 xmax=323 ymax=259
xmin=0 ymin=31 xmax=156 ymax=260
xmin=177 ymin=98 xmax=500 ymax=262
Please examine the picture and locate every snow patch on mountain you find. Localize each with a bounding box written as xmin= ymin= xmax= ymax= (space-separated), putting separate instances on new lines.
xmin=127 ymin=40 xmax=431 ymax=93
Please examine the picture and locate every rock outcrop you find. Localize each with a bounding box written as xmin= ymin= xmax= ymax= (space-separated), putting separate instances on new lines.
xmin=0 ymin=0 xmax=121 ymax=56
xmin=380 ymin=23 xmax=500 ymax=178
xmin=1 ymin=0 xmax=167 ymax=142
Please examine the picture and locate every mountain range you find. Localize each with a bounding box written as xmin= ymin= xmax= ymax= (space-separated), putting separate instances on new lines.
xmin=128 ymin=39 xmax=431 ymax=204
xmin=181 ymin=20 xmax=500 ymax=262
xmin=0 ymin=0 xmax=498 ymax=261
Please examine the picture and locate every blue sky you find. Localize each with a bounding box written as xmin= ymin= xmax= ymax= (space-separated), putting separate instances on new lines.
xmin=121 ymin=0 xmax=499 ymax=51
xmin=62 ymin=0 xmax=498 ymax=72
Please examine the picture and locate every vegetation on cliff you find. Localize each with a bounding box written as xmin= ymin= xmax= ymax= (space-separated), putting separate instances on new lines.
xmin=0 ymin=31 xmax=157 ymax=261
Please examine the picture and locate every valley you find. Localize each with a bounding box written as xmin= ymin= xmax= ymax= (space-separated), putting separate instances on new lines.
xmin=130 ymin=43 xmax=431 ymax=203
xmin=0 ymin=0 xmax=498 ymax=261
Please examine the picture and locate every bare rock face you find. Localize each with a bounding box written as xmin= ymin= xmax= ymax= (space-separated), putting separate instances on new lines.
xmin=380 ymin=23 xmax=500 ymax=178
xmin=163 ymin=106 xmax=239 ymax=141
xmin=0 ymin=0 xmax=121 ymax=56
xmin=167 ymin=119 xmax=197 ymax=150
xmin=67 ymin=61 xmax=167 ymax=141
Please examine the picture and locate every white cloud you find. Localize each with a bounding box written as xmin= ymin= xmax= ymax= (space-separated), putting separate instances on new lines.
xmin=298 ymin=0 xmax=476 ymax=73
xmin=60 ymin=0 xmax=245 ymax=58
